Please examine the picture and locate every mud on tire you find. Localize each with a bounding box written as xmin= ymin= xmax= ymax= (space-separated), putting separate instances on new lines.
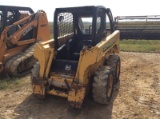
xmin=92 ymin=66 xmax=114 ymax=104
xmin=106 ymin=54 xmax=120 ymax=83
xmin=31 ymin=62 xmax=40 ymax=78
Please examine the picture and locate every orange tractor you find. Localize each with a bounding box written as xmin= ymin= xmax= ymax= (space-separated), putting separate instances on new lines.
xmin=0 ymin=6 xmax=50 ymax=76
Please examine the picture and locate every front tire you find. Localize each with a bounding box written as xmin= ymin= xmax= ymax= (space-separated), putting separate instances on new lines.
xmin=92 ymin=66 xmax=114 ymax=104
xmin=106 ymin=54 xmax=121 ymax=83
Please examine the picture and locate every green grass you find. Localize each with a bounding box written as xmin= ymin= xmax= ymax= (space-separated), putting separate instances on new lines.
xmin=50 ymin=33 xmax=54 ymax=39
xmin=0 ymin=77 xmax=21 ymax=90
xmin=0 ymin=74 xmax=30 ymax=90
xmin=120 ymin=40 xmax=160 ymax=53
xmin=49 ymin=22 xmax=54 ymax=39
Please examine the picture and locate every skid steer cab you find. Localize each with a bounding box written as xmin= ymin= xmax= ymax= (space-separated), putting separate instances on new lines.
xmin=31 ymin=6 xmax=121 ymax=108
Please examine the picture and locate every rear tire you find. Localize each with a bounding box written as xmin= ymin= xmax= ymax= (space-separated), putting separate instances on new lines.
xmin=92 ymin=66 xmax=114 ymax=104
xmin=106 ymin=54 xmax=120 ymax=83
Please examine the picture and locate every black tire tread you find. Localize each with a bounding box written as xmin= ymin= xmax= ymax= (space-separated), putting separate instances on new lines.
xmin=106 ymin=54 xmax=120 ymax=83
xmin=92 ymin=66 xmax=113 ymax=104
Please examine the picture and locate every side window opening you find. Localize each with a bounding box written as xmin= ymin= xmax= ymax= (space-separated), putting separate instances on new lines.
xmin=56 ymin=12 xmax=74 ymax=46
xmin=7 ymin=11 xmax=19 ymax=36
xmin=78 ymin=17 xmax=92 ymax=34
xmin=7 ymin=11 xmax=17 ymax=25
xmin=96 ymin=10 xmax=107 ymax=42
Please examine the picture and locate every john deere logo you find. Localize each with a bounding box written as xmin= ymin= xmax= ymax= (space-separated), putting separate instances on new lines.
xmin=65 ymin=65 xmax=71 ymax=71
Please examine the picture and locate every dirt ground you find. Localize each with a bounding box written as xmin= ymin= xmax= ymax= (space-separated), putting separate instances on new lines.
xmin=0 ymin=52 xmax=160 ymax=119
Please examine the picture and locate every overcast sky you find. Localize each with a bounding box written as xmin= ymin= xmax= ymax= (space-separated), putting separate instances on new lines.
xmin=1 ymin=0 xmax=160 ymax=21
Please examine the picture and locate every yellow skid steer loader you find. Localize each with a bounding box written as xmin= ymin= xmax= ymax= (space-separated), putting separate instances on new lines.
xmin=31 ymin=6 xmax=121 ymax=108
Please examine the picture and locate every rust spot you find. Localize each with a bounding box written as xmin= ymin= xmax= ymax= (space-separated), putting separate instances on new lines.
xmin=31 ymin=76 xmax=45 ymax=85
xmin=71 ymin=83 xmax=86 ymax=95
